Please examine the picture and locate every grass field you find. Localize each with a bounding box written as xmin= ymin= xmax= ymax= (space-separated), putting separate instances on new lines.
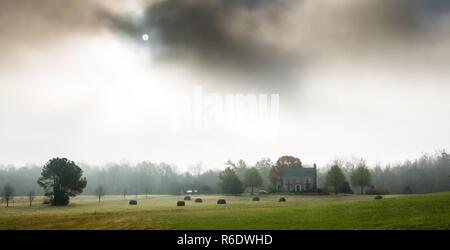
xmin=0 ymin=192 xmax=449 ymax=230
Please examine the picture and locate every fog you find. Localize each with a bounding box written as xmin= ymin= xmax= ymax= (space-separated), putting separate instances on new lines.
xmin=1 ymin=151 xmax=448 ymax=196
xmin=0 ymin=0 xmax=449 ymax=170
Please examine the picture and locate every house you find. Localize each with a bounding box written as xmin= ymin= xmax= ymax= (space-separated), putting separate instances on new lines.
xmin=276 ymin=164 xmax=317 ymax=192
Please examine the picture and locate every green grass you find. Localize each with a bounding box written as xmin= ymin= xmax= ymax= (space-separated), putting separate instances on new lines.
xmin=0 ymin=192 xmax=449 ymax=230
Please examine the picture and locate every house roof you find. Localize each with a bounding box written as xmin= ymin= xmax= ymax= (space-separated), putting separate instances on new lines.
xmin=281 ymin=168 xmax=315 ymax=178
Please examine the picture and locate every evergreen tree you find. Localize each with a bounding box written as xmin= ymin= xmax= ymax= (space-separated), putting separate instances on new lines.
xmin=38 ymin=158 xmax=87 ymax=206
xmin=326 ymin=165 xmax=346 ymax=195
xmin=218 ymin=167 xmax=244 ymax=194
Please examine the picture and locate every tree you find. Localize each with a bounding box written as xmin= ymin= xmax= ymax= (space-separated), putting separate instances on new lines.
xmin=1 ymin=183 xmax=14 ymax=207
xmin=37 ymin=158 xmax=87 ymax=206
xmin=188 ymin=162 xmax=203 ymax=176
xmin=95 ymin=185 xmax=105 ymax=202
xmin=225 ymin=159 xmax=247 ymax=178
xmin=123 ymin=189 xmax=127 ymax=199
xmin=255 ymin=158 xmax=273 ymax=188
xmin=326 ymin=165 xmax=346 ymax=195
xmin=268 ymin=156 xmax=302 ymax=189
xmin=350 ymin=164 xmax=372 ymax=194
xmin=28 ymin=190 xmax=35 ymax=207
xmin=243 ymin=168 xmax=263 ymax=195
xmin=218 ymin=167 xmax=244 ymax=194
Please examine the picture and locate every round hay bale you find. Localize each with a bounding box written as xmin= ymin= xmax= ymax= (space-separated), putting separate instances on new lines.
xmin=217 ymin=199 xmax=226 ymax=204
xmin=195 ymin=198 xmax=203 ymax=203
xmin=177 ymin=201 xmax=185 ymax=206
xmin=129 ymin=200 xmax=137 ymax=205
xmin=279 ymin=197 xmax=286 ymax=202
xmin=375 ymin=195 xmax=383 ymax=200
xmin=252 ymin=197 xmax=260 ymax=201
xmin=184 ymin=196 xmax=191 ymax=201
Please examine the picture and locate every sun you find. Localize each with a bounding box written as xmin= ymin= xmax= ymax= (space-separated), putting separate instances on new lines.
xmin=142 ymin=33 xmax=149 ymax=41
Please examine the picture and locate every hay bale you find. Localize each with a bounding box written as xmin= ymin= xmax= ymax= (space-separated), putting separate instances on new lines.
xmin=375 ymin=195 xmax=383 ymax=200
xmin=195 ymin=198 xmax=203 ymax=203
xmin=252 ymin=197 xmax=260 ymax=201
xmin=129 ymin=200 xmax=137 ymax=205
xmin=42 ymin=200 xmax=50 ymax=205
xmin=279 ymin=197 xmax=286 ymax=202
xmin=217 ymin=199 xmax=226 ymax=204
xmin=177 ymin=201 xmax=185 ymax=206
xmin=184 ymin=196 xmax=191 ymax=201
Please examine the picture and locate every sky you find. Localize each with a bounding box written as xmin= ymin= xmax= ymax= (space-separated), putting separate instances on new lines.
xmin=0 ymin=0 xmax=449 ymax=170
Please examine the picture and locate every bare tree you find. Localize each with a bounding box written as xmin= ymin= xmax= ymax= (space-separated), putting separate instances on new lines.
xmin=189 ymin=162 xmax=203 ymax=176
xmin=145 ymin=186 xmax=150 ymax=199
xmin=95 ymin=185 xmax=105 ymax=202
xmin=1 ymin=183 xmax=14 ymax=207
xmin=28 ymin=190 xmax=35 ymax=207
xmin=123 ymin=189 xmax=127 ymax=199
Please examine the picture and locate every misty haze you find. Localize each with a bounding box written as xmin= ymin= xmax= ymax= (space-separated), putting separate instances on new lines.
xmin=0 ymin=0 xmax=449 ymax=233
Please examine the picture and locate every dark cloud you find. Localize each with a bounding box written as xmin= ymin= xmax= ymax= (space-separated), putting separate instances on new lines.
xmin=105 ymin=0 xmax=299 ymax=90
xmin=1 ymin=0 xmax=450 ymax=90
xmin=105 ymin=0 xmax=450 ymax=89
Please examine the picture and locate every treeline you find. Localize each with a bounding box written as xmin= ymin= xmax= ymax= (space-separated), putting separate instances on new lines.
xmin=317 ymin=151 xmax=450 ymax=194
xmin=0 ymin=159 xmax=273 ymax=196
xmin=80 ymin=162 xmax=224 ymax=196
xmin=0 ymin=151 xmax=449 ymax=196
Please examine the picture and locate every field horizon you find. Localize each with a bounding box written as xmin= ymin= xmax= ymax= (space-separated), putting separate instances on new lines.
xmin=0 ymin=192 xmax=449 ymax=230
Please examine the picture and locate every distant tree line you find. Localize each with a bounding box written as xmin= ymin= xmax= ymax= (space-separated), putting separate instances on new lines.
xmin=0 ymin=158 xmax=272 ymax=197
xmin=317 ymin=151 xmax=450 ymax=194
xmin=0 ymin=151 xmax=449 ymax=202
